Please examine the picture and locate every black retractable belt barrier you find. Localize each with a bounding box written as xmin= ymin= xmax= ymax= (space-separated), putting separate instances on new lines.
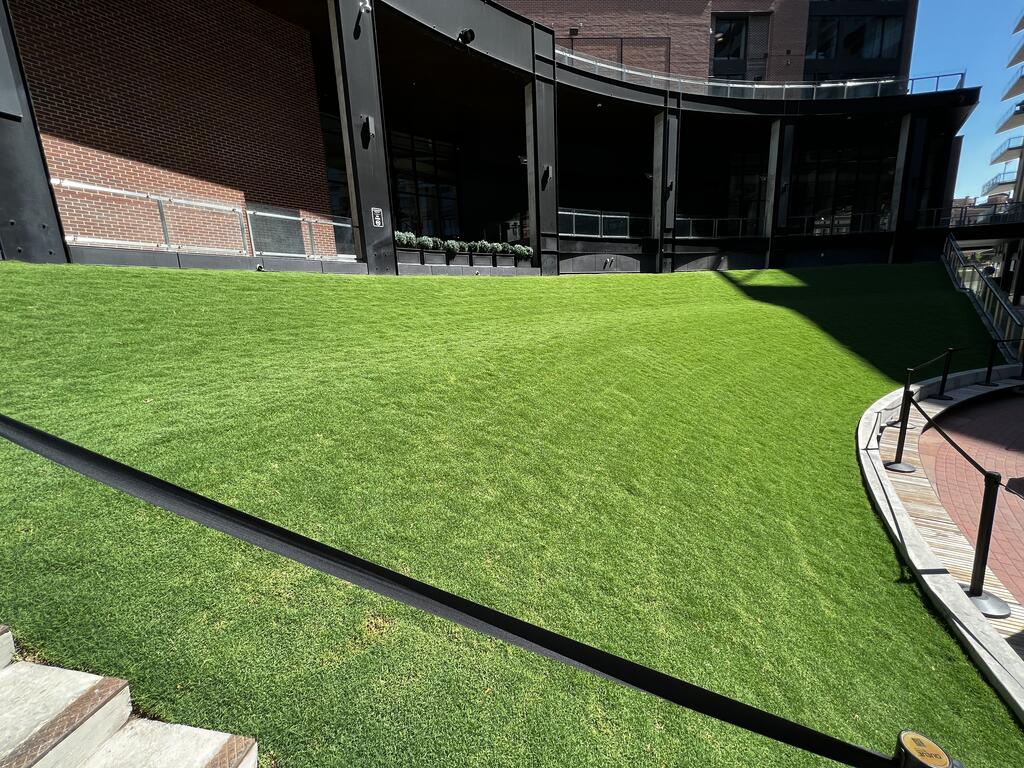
xmin=0 ymin=413 xmax=964 ymax=768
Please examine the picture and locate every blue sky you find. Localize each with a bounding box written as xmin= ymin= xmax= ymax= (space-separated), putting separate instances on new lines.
xmin=911 ymin=1 xmax=1022 ymax=198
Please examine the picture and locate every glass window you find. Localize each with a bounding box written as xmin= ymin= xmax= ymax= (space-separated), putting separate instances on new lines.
xmin=842 ymin=17 xmax=868 ymax=57
xmin=806 ymin=17 xmax=838 ymax=60
xmin=881 ymin=17 xmax=903 ymax=59
xmin=843 ymin=16 xmax=903 ymax=60
xmin=714 ymin=18 xmax=747 ymax=60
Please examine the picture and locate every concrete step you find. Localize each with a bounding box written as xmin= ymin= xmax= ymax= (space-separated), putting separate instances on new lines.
xmin=78 ymin=719 xmax=257 ymax=768
xmin=0 ymin=661 xmax=130 ymax=768
xmin=0 ymin=627 xmax=13 ymax=669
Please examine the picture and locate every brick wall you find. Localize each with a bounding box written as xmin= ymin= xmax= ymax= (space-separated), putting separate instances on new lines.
xmin=9 ymin=0 xmax=337 ymax=256
xmin=501 ymin=0 xmax=810 ymax=81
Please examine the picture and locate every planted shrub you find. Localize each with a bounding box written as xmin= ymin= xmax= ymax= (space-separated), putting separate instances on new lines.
xmin=394 ymin=231 xmax=416 ymax=247
xmin=456 ymin=240 xmax=469 ymax=253
xmin=415 ymin=235 xmax=435 ymax=250
xmin=498 ymin=242 xmax=514 ymax=255
xmin=512 ymin=244 xmax=532 ymax=259
xmin=442 ymin=239 xmax=460 ymax=255
xmin=432 ymin=237 xmax=445 ymax=251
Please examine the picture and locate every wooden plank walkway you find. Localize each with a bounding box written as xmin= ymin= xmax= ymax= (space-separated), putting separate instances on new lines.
xmin=879 ymin=385 xmax=1024 ymax=658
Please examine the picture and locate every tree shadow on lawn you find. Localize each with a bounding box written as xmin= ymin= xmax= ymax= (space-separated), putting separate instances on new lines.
xmin=714 ymin=265 xmax=994 ymax=382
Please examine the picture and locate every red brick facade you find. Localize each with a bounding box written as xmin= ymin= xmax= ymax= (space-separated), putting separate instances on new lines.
xmin=500 ymin=0 xmax=810 ymax=80
xmin=8 ymin=0 xmax=335 ymax=255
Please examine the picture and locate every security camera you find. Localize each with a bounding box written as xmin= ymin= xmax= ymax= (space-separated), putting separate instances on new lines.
xmin=458 ymin=28 xmax=476 ymax=45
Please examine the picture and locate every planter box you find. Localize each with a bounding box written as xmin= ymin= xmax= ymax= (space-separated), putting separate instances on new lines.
xmin=396 ymin=247 xmax=421 ymax=264
xmin=515 ymin=256 xmax=533 ymax=269
xmin=495 ymin=254 xmax=515 ymax=267
xmin=471 ymin=252 xmax=493 ymax=268
xmin=422 ymin=250 xmax=446 ymax=265
xmin=449 ymin=252 xmax=471 ymax=266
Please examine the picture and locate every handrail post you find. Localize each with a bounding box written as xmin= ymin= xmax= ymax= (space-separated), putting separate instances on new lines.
xmin=965 ymin=471 xmax=1011 ymax=618
xmin=929 ymin=348 xmax=955 ymax=400
xmin=886 ymin=368 xmax=917 ymax=473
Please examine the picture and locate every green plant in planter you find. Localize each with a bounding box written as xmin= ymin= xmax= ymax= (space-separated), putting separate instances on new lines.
xmin=415 ymin=235 xmax=435 ymax=250
xmin=455 ymin=240 xmax=468 ymax=253
xmin=394 ymin=231 xmax=416 ymax=248
xmin=497 ymin=242 xmax=514 ymax=255
xmin=442 ymin=239 xmax=461 ymax=255
xmin=512 ymin=244 xmax=532 ymax=259
xmin=432 ymin=237 xmax=445 ymax=251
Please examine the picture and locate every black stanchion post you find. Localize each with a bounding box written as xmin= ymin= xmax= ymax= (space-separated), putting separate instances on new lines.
xmin=896 ymin=731 xmax=963 ymax=767
xmin=980 ymin=339 xmax=999 ymax=388
xmin=964 ymin=471 xmax=1011 ymax=619
xmin=886 ymin=368 xmax=917 ymax=474
xmin=929 ymin=347 xmax=955 ymax=400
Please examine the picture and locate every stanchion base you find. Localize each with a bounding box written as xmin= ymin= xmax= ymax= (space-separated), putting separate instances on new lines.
xmin=977 ymin=382 xmax=1000 ymax=388
xmin=885 ymin=462 xmax=916 ymax=474
xmin=927 ymin=394 xmax=954 ymax=401
xmin=962 ymin=586 xmax=1012 ymax=619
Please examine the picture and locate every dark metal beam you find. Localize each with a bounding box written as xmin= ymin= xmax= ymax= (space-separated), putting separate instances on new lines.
xmin=0 ymin=0 xmax=67 ymax=263
xmin=328 ymin=0 xmax=396 ymax=274
xmin=526 ymin=74 xmax=558 ymax=275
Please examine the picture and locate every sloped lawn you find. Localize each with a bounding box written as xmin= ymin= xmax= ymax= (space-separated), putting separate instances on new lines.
xmin=0 ymin=260 xmax=1020 ymax=767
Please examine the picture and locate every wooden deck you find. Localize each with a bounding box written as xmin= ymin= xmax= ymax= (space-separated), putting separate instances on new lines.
xmin=879 ymin=384 xmax=1024 ymax=658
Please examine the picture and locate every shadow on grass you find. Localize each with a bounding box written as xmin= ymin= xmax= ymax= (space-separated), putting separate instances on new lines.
xmin=714 ymin=265 xmax=994 ymax=382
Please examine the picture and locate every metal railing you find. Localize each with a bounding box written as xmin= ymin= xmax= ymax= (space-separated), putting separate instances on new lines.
xmin=1005 ymin=66 xmax=1024 ymax=101
xmin=0 ymin=411 xmax=966 ymax=768
xmin=50 ymin=178 xmax=356 ymax=261
xmin=980 ymin=170 xmax=1018 ymax=197
xmin=918 ymin=202 xmax=1024 ymax=229
xmin=783 ymin=212 xmax=890 ymax=236
xmin=558 ymin=208 xmax=651 ymax=238
xmin=555 ymin=47 xmax=965 ymax=101
xmin=997 ymin=101 xmax=1024 ymax=132
xmin=674 ymin=216 xmax=762 ymax=239
xmin=943 ymin=235 xmax=1024 ymax=352
xmin=990 ymin=135 xmax=1024 ymax=164
xmin=884 ymin=345 xmax=1024 ymax=618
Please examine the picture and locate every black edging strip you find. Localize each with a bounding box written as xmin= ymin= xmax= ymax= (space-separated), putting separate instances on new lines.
xmin=0 ymin=412 xmax=894 ymax=768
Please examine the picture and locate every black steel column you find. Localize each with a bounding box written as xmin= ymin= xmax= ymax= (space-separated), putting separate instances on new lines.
xmin=0 ymin=0 xmax=67 ymax=263
xmin=651 ymin=101 xmax=679 ymax=273
xmin=764 ymin=119 xmax=794 ymax=267
xmin=525 ymin=87 xmax=558 ymax=275
xmin=328 ymin=0 xmax=395 ymax=275
xmin=889 ymin=113 xmax=927 ymax=263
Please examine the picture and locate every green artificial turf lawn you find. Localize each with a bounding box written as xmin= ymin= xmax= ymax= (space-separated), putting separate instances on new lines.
xmin=0 ymin=261 xmax=1021 ymax=767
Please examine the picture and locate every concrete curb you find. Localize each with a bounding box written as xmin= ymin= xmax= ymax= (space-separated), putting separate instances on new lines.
xmin=856 ymin=365 xmax=1024 ymax=724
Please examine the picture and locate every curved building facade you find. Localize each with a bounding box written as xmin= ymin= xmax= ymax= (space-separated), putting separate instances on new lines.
xmin=0 ymin=0 xmax=977 ymax=276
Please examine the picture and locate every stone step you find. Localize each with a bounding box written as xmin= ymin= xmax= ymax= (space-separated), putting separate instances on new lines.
xmin=0 ymin=627 xmax=13 ymax=669
xmin=78 ymin=719 xmax=257 ymax=768
xmin=0 ymin=661 xmax=130 ymax=768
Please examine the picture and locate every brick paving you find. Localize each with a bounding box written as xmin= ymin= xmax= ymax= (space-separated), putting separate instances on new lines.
xmin=919 ymin=391 xmax=1024 ymax=604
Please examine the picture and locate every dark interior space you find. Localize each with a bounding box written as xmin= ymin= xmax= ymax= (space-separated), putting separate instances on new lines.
xmin=375 ymin=5 xmax=530 ymax=242
xmin=675 ymin=114 xmax=771 ymax=231
xmin=556 ymin=87 xmax=656 ymax=224
xmin=784 ymin=115 xmax=900 ymax=234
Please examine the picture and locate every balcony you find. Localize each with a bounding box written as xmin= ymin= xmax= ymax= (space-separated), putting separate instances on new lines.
xmin=1017 ymin=10 xmax=1024 ymax=34
xmin=981 ymin=170 xmax=1018 ymax=197
xmin=1005 ymin=66 xmax=1024 ymax=101
xmin=998 ymin=102 xmax=1024 ymax=133
xmin=1011 ymin=37 xmax=1024 ymax=68
xmin=992 ymin=135 xmax=1024 ymax=165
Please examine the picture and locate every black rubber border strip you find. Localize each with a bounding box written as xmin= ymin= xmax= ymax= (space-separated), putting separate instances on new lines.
xmin=0 ymin=413 xmax=895 ymax=768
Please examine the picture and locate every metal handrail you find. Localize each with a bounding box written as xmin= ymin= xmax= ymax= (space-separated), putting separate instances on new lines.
xmin=943 ymin=236 xmax=1024 ymax=356
xmin=1004 ymin=66 xmax=1024 ymax=101
xmin=554 ymin=47 xmax=965 ymax=101
xmin=997 ymin=101 xmax=1024 ymax=132
xmin=918 ymin=202 xmax=1024 ymax=229
xmin=558 ymin=208 xmax=651 ymax=238
xmin=783 ymin=212 xmax=890 ymax=236
xmin=674 ymin=216 xmax=762 ymax=239
xmin=990 ymin=135 xmax=1024 ymax=164
xmin=50 ymin=177 xmax=356 ymax=261
xmin=980 ymin=170 xmax=1018 ymax=197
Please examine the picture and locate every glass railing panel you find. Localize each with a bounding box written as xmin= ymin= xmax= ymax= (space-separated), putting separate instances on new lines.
xmin=601 ymin=214 xmax=629 ymax=237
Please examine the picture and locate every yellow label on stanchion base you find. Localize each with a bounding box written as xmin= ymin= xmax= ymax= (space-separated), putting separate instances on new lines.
xmin=899 ymin=731 xmax=951 ymax=768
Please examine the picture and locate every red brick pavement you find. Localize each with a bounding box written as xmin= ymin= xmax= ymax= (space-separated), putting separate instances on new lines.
xmin=919 ymin=392 xmax=1024 ymax=604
